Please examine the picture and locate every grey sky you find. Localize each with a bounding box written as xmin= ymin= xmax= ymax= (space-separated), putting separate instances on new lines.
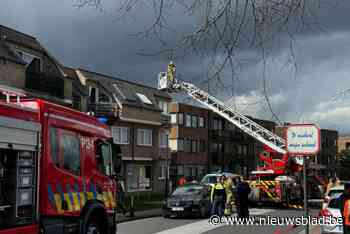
xmin=1 ymin=0 xmax=350 ymax=133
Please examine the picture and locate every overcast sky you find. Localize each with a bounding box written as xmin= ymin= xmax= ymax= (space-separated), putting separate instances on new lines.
xmin=2 ymin=0 xmax=350 ymax=134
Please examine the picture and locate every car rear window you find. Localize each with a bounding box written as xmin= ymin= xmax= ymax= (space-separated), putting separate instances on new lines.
xmin=329 ymin=190 xmax=343 ymax=197
xmin=328 ymin=198 xmax=340 ymax=209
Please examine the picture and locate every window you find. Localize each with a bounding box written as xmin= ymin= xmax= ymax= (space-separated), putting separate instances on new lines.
xmin=178 ymin=113 xmax=184 ymax=125
xmin=126 ymin=164 xmax=152 ymax=191
xmin=112 ymin=127 xmax=129 ymax=144
xmin=191 ymin=115 xmax=198 ymax=128
xmin=16 ymin=50 xmax=42 ymax=71
xmin=170 ymin=114 xmax=177 ymax=124
xmin=158 ymin=101 xmax=168 ymax=114
xmin=178 ymin=139 xmax=184 ymax=152
xmin=137 ymin=129 xmax=153 ymax=146
xmin=159 ymin=131 xmax=168 ymax=148
xmin=199 ymin=140 xmax=206 ymax=152
xmin=237 ymin=145 xmax=242 ymax=154
xmin=136 ymin=93 xmax=152 ymax=104
xmin=213 ymin=118 xmax=223 ymax=130
xmin=98 ymin=90 xmax=111 ymax=103
xmin=184 ymin=139 xmax=192 ymax=153
xmin=89 ymin=87 xmax=97 ymax=103
xmin=199 ymin=117 xmax=205 ymax=128
xmin=242 ymin=145 xmax=248 ymax=155
xmin=96 ymin=142 xmax=112 ymax=176
xmin=50 ymin=127 xmax=81 ymax=175
xmin=186 ymin=114 xmax=191 ymax=127
xmin=191 ymin=140 xmax=197 ymax=153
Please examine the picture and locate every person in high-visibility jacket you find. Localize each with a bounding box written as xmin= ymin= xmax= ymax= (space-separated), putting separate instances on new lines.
xmin=224 ymin=176 xmax=233 ymax=216
xmin=339 ymin=182 xmax=350 ymax=234
xmin=210 ymin=176 xmax=226 ymax=217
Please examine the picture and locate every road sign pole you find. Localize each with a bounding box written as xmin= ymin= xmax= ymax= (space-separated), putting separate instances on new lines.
xmin=303 ymin=156 xmax=309 ymax=234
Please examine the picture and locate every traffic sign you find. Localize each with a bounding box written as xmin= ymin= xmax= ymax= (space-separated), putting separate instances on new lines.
xmin=286 ymin=124 xmax=320 ymax=155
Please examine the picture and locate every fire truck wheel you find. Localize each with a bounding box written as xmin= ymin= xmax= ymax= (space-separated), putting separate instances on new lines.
xmin=80 ymin=204 xmax=109 ymax=234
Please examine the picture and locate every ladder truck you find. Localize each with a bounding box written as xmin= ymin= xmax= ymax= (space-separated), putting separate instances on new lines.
xmin=158 ymin=62 xmax=303 ymax=207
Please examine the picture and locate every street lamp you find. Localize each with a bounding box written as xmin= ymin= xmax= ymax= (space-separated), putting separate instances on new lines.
xmin=165 ymin=133 xmax=169 ymax=198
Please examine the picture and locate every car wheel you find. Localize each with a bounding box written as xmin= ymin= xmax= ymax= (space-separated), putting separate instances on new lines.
xmin=198 ymin=205 xmax=207 ymax=218
xmin=162 ymin=210 xmax=170 ymax=218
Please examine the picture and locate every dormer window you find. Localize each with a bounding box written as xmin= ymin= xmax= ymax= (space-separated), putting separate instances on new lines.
xmin=136 ymin=93 xmax=152 ymax=105
xmin=16 ymin=50 xmax=42 ymax=71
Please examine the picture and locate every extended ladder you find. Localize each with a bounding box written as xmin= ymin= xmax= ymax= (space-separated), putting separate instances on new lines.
xmin=158 ymin=66 xmax=286 ymax=154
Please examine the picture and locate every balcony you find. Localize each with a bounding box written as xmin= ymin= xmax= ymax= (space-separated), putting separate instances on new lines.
xmin=87 ymin=102 xmax=117 ymax=117
xmin=25 ymin=71 xmax=64 ymax=99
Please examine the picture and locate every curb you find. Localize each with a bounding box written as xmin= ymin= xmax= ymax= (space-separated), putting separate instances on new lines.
xmin=117 ymin=211 xmax=162 ymax=224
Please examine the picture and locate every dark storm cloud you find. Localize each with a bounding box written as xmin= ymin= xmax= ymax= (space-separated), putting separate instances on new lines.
xmin=1 ymin=0 xmax=350 ymax=133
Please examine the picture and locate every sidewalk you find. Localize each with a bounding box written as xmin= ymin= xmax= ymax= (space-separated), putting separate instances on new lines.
xmin=116 ymin=208 xmax=162 ymax=223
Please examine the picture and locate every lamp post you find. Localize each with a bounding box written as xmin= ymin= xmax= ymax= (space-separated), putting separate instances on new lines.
xmin=165 ymin=133 xmax=170 ymax=198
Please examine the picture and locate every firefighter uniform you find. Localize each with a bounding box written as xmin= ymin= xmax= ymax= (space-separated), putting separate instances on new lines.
xmin=224 ymin=178 xmax=233 ymax=216
xmin=339 ymin=183 xmax=350 ymax=234
xmin=210 ymin=182 xmax=226 ymax=217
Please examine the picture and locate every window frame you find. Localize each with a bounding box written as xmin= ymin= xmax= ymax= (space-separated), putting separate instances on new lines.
xmin=199 ymin=116 xmax=205 ymax=128
xmin=112 ymin=126 xmax=130 ymax=145
xmin=137 ymin=129 xmax=153 ymax=146
xmin=185 ymin=114 xmax=192 ymax=127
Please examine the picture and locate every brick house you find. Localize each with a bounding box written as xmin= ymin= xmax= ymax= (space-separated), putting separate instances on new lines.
xmin=168 ymin=102 xmax=209 ymax=187
xmin=76 ymin=69 xmax=172 ymax=192
xmin=0 ymin=25 xmax=81 ymax=106
xmin=337 ymin=135 xmax=350 ymax=153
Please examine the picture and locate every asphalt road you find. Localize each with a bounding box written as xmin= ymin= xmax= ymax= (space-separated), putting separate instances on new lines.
xmin=117 ymin=207 xmax=322 ymax=234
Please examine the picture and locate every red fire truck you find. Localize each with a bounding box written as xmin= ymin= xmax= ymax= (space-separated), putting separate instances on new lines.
xmin=0 ymin=85 xmax=121 ymax=234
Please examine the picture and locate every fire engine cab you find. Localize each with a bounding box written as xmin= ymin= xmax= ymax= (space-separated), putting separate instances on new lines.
xmin=0 ymin=85 xmax=121 ymax=234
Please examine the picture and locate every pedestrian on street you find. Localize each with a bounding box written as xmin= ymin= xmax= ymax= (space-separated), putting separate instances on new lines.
xmin=178 ymin=176 xmax=187 ymax=186
xmin=339 ymin=182 xmax=350 ymax=234
xmin=210 ymin=176 xmax=226 ymax=217
xmin=117 ymin=178 xmax=127 ymax=215
xmin=236 ymin=177 xmax=251 ymax=218
xmin=224 ymin=176 xmax=233 ymax=216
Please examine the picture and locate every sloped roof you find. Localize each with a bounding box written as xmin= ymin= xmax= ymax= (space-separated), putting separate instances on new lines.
xmin=0 ymin=25 xmax=44 ymax=52
xmin=0 ymin=25 xmax=66 ymax=77
xmin=0 ymin=39 xmax=26 ymax=65
xmin=78 ymin=69 xmax=171 ymax=111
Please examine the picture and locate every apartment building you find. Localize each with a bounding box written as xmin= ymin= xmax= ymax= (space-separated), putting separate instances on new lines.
xmin=209 ymin=113 xmax=276 ymax=176
xmin=169 ymin=103 xmax=209 ymax=187
xmin=77 ymin=69 xmax=172 ymax=192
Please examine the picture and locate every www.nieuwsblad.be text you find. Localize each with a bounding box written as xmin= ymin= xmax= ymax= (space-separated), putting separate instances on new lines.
xmin=209 ymin=215 xmax=342 ymax=226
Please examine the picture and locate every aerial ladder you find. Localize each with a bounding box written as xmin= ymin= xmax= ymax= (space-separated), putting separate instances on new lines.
xmin=158 ymin=62 xmax=304 ymax=206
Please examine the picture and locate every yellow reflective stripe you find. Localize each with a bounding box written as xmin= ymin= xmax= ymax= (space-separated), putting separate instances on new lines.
xmin=97 ymin=193 xmax=103 ymax=201
xmin=108 ymin=191 xmax=116 ymax=208
xmin=64 ymin=193 xmax=73 ymax=212
xmin=80 ymin=192 xmax=86 ymax=207
xmin=103 ymin=192 xmax=110 ymax=208
xmin=54 ymin=194 xmax=64 ymax=214
xmin=87 ymin=192 xmax=94 ymax=200
xmin=72 ymin=192 xmax=80 ymax=211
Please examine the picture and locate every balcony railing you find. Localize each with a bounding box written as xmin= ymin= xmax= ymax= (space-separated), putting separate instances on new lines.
xmin=87 ymin=102 xmax=116 ymax=117
xmin=161 ymin=114 xmax=171 ymax=125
